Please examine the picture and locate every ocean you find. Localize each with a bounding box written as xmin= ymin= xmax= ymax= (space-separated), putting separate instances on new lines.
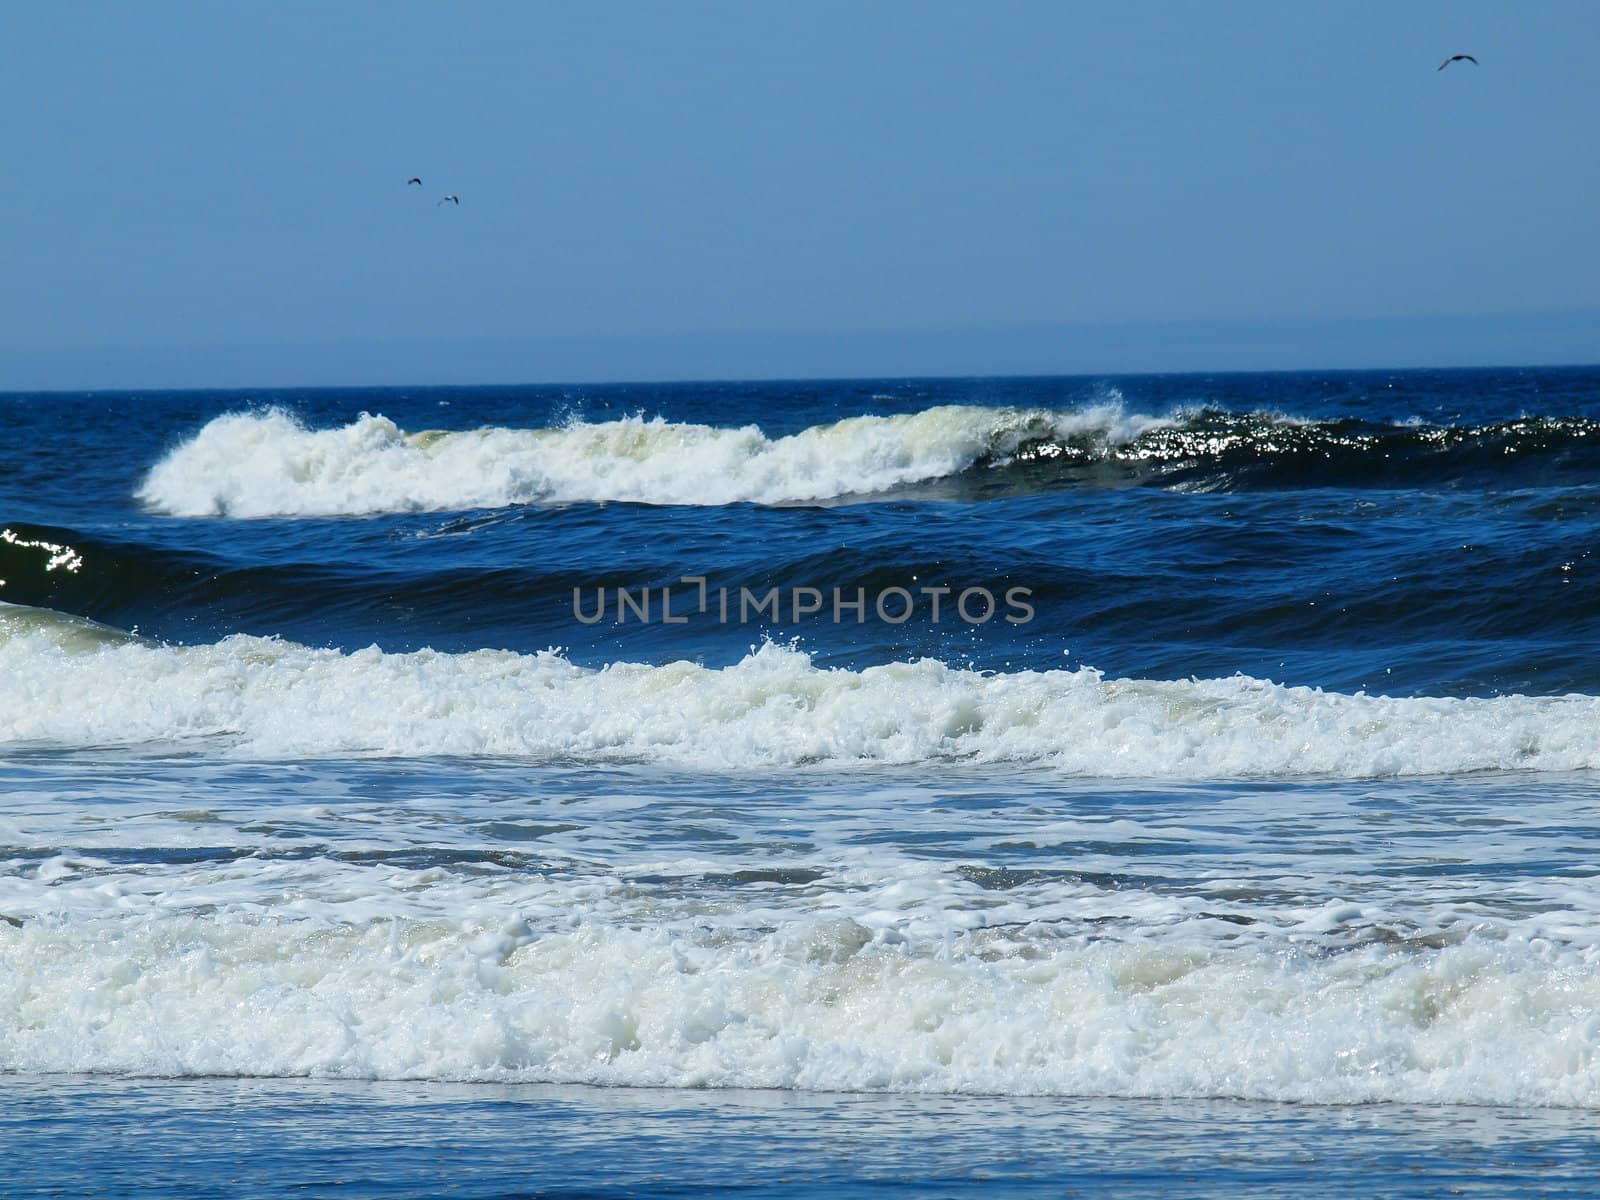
xmin=3 ymin=367 xmax=1599 ymax=1196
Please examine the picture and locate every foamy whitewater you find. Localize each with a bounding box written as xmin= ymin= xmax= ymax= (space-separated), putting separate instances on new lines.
xmin=4 ymin=899 xmax=1598 ymax=1104
xmin=4 ymin=742 xmax=1599 ymax=1106
xmin=136 ymin=403 xmax=1166 ymax=515
xmin=2 ymin=605 xmax=1598 ymax=776
xmin=7 ymin=371 xmax=1600 ymax=1161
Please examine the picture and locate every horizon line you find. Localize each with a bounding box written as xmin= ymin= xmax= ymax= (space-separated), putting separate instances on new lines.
xmin=5 ymin=358 xmax=1600 ymax=400
xmin=4 ymin=309 xmax=1598 ymax=394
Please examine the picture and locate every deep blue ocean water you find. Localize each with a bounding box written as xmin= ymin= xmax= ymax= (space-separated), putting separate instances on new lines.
xmin=3 ymin=367 xmax=1600 ymax=1195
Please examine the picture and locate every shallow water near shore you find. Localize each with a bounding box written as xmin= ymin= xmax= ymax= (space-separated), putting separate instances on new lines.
xmin=7 ymin=1076 xmax=1600 ymax=1198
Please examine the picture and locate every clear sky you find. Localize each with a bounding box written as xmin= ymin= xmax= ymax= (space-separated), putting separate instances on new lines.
xmin=2 ymin=1 xmax=1596 ymax=388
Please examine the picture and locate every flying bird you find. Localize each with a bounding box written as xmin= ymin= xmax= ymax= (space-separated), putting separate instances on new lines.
xmin=1438 ymin=54 xmax=1478 ymax=71
xmin=438 ymin=194 xmax=460 ymax=206
xmin=407 ymin=177 xmax=422 ymax=186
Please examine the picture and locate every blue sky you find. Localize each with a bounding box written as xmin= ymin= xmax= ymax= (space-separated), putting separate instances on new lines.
xmin=3 ymin=1 xmax=1596 ymax=387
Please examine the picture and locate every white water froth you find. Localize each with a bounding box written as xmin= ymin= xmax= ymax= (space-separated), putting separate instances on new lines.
xmin=135 ymin=404 xmax=1166 ymax=516
xmin=3 ymin=608 xmax=1599 ymax=777
xmin=1 ymin=912 xmax=1596 ymax=1104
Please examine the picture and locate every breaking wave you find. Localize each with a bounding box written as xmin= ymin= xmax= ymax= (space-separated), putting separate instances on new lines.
xmin=3 ymin=602 xmax=1598 ymax=776
xmin=135 ymin=405 xmax=1600 ymax=517
xmin=135 ymin=404 xmax=1158 ymax=516
xmin=2 ymin=911 xmax=1596 ymax=1104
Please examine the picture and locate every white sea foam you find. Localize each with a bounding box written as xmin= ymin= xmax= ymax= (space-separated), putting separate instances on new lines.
xmin=1 ymin=908 xmax=1596 ymax=1104
xmin=4 ymin=622 xmax=1598 ymax=1106
xmin=3 ymin=603 xmax=1600 ymax=777
xmin=135 ymin=403 xmax=1167 ymax=516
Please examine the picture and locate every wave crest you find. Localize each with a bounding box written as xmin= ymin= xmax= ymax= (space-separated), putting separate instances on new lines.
xmin=136 ymin=404 xmax=1600 ymax=517
xmin=134 ymin=404 xmax=1165 ymax=516
xmin=2 ymin=605 xmax=1596 ymax=776
xmin=2 ymin=914 xmax=1595 ymax=1104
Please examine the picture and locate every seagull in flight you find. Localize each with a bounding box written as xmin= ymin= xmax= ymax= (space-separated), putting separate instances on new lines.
xmin=407 ymin=177 xmax=422 ymax=186
xmin=1438 ymin=54 xmax=1478 ymax=71
xmin=438 ymin=194 xmax=460 ymax=206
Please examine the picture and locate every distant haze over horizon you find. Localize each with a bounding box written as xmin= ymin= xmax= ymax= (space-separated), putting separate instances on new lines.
xmin=3 ymin=1 xmax=1596 ymax=391
xmin=5 ymin=311 xmax=1598 ymax=394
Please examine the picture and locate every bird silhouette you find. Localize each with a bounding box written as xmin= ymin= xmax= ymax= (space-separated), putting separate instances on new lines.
xmin=1438 ymin=54 xmax=1478 ymax=71
xmin=407 ymin=177 xmax=422 ymax=186
xmin=438 ymin=195 xmax=460 ymax=206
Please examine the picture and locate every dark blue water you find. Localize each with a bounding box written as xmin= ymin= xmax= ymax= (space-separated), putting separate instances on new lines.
xmin=3 ymin=366 xmax=1600 ymax=1196
xmin=6 ymin=367 xmax=1600 ymax=695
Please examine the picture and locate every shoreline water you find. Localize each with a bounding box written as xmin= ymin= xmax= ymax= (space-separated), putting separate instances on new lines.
xmin=7 ymin=1075 xmax=1599 ymax=1198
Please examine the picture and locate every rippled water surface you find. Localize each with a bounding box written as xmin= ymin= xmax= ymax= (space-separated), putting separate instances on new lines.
xmin=4 ymin=367 xmax=1599 ymax=1192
